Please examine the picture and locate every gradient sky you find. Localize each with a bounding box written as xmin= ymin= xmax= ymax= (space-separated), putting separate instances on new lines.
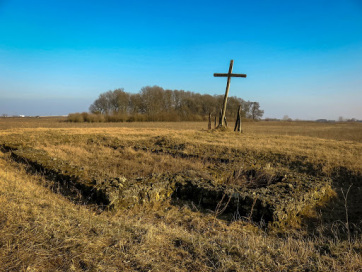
xmin=0 ymin=0 xmax=361 ymax=119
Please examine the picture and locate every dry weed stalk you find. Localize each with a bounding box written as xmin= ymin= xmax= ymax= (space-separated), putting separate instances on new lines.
xmin=214 ymin=193 xmax=232 ymax=223
xmin=341 ymin=184 xmax=353 ymax=251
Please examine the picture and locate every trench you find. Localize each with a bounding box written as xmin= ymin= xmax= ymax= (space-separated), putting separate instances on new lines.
xmin=1 ymin=144 xmax=110 ymax=207
xmin=171 ymin=181 xmax=275 ymax=223
xmin=0 ymin=142 xmax=336 ymax=228
xmin=0 ymin=143 xmax=276 ymax=223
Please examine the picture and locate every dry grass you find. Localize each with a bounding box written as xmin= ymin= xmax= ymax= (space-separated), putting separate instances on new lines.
xmin=0 ymin=118 xmax=362 ymax=271
xmin=1 ymin=158 xmax=361 ymax=271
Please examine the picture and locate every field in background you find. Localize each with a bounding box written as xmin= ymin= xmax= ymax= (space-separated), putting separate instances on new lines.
xmin=0 ymin=117 xmax=361 ymax=271
xmin=1 ymin=116 xmax=362 ymax=142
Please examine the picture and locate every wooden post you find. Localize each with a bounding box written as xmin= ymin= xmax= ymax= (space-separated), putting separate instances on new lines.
xmin=208 ymin=113 xmax=212 ymax=130
xmin=238 ymin=105 xmax=241 ymax=132
xmin=234 ymin=109 xmax=239 ymax=131
xmin=234 ymin=105 xmax=242 ymax=133
xmin=214 ymin=115 xmax=216 ymax=128
xmin=218 ymin=109 xmax=222 ymax=127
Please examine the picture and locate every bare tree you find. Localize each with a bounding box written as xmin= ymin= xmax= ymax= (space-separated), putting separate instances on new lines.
xmin=89 ymin=92 xmax=111 ymax=114
xmin=250 ymin=102 xmax=264 ymax=120
xmin=338 ymin=116 xmax=345 ymax=122
xmin=282 ymin=115 xmax=292 ymax=121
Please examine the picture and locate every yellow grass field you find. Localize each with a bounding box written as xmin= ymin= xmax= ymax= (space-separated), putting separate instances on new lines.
xmin=0 ymin=117 xmax=361 ymax=271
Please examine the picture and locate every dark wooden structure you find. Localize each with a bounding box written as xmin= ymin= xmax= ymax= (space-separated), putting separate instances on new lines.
xmin=234 ymin=105 xmax=242 ymax=133
xmin=208 ymin=113 xmax=212 ymax=130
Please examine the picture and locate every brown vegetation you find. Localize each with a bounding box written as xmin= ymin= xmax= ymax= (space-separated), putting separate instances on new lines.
xmin=0 ymin=118 xmax=361 ymax=271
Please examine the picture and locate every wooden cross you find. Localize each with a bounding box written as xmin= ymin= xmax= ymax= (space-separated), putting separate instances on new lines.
xmin=214 ymin=60 xmax=247 ymax=127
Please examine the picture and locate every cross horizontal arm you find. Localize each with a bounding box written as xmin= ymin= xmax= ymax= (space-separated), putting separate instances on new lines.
xmin=214 ymin=73 xmax=247 ymax=78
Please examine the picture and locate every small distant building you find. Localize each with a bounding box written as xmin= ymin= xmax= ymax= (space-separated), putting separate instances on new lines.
xmin=19 ymin=115 xmax=25 ymax=118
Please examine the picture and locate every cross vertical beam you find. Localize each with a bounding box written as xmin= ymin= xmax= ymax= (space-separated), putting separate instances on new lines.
xmin=214 ymin=60 xmax=247 ymax=127
xmin=220 ymin=60 xmax=233 ymax=127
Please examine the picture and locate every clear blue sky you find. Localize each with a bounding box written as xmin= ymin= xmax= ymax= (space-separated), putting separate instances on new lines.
xmin=0 ymin=0 xmax=361 ymax=119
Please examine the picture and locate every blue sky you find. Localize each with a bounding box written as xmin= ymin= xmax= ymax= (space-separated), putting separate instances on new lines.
xmin=0 ymin=0 xmax=361 ymax=119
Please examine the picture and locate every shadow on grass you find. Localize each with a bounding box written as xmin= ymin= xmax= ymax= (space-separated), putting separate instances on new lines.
xmin=302 ymin=167 xmax=362 ymax=239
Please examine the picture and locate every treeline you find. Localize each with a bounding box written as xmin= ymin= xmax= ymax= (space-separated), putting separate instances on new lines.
xmin=68 ymin=86 xmax=264 ymax=122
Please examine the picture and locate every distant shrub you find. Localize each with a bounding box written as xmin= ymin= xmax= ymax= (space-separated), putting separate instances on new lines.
xmin=105 ymin=114 xmax=125 ymax=122
xmin=85 ymin=113 xmax=105 ymax=122
xmin=67 ymin=112 xmax=106 ymax=123
xmin=127 ymin=114 xmax=147 ymax=122
xmin=67 ymin=113 xmax=84 ymax=122
xmin=66 ymin=112 xmax=247 ymax=123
